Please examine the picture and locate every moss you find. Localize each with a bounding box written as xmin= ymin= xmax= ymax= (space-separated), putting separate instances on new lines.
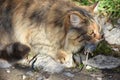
xmin=93 ymin=41 xmax=114 ymax=56
xmin=78 ymin=63 xmax=84 ymax=69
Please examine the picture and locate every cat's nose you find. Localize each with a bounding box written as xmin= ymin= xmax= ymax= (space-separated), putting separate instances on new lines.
xmin=96 ymin=34 xmax=104 ymax=42
xmin=95 ymin=33 xmax=102 ymax=40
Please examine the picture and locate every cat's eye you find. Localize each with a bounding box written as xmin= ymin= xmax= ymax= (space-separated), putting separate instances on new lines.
xmin=87 ymin=30 xmax=94 ymax=35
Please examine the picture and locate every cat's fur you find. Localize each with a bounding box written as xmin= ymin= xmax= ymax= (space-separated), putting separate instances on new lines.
xmin=0 ymin=0 xmax=101 ymax=68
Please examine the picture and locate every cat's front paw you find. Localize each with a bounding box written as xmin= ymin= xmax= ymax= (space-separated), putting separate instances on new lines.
xmin=56 ymin=50 xmax=68 ymax=64
xmin=55 ymin=50 xmax=75 ymax=68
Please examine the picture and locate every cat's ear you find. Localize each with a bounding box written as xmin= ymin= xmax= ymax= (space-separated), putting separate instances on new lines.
xmin=64 ymin=12 xmax=85 ymax=32
xmin=70 ymin=13 xmax=81 ymax=27
xmin=80 ymin=2 xmax=99 ymax=13
xmin=69 ymin=12 xmax=86 ymax=27
xmin=89 ymin=2 xmax=99 ymax=13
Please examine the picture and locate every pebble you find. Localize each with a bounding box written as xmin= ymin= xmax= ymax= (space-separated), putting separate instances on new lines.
xmin=63 ymin=72 xmax=74 ymax=77
xmin=12 ymin=66 xmax=15 ymax=69
xmin=109 ymin=76 xmax=112 ymax=78
xmin=86 ymin=66 xmax=92 ymax=70
xmin=73 ymin=54 xmax=82 ymax=64
xmin=37 ymin=76 xmax=44 ymax=80
xmin=26 ymin=71 xmax=34 ymax=76
xmin=6 ymin=69 xmax=10 ymax=73
xmin=117 ymin=18 xmax=120 ymax=24
xmin=22 ymin=75 xmax=27 ymax=80
xmin=97 ymin=77 xmax=102 ymax=80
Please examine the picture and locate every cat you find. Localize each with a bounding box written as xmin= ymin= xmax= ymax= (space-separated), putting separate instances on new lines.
xmin=0 ymin=0 xmax=101 ymax=69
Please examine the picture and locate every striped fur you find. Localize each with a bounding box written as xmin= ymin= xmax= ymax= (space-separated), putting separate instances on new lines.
xmin=0 ymin=0 xmax=101 ymax=67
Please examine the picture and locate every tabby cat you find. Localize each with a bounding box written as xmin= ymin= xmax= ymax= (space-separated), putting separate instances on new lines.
xmin=0 ymin=0 xmax=101 ymax=68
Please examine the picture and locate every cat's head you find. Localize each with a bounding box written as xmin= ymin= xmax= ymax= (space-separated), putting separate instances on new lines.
xmin=63 ymin=2 xmax=102 ymax=53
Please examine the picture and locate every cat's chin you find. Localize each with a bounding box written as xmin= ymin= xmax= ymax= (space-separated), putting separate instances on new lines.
xmin=30 ymin=54 xmax=75 ymax=73
xmin=0 ymin=59 xmax=12 ymax=68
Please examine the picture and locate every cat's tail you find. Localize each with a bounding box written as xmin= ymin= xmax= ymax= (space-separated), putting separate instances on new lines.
xmin=0 ymin=42 xmax=30 ymax=62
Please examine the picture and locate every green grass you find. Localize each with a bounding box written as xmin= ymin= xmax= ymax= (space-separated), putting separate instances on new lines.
xmin=72 ymin=0 xmax=120 ymax=22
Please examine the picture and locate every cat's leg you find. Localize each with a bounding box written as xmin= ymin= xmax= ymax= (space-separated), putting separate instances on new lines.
xmin=0 ymin=42 xmax=30 ymax=62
